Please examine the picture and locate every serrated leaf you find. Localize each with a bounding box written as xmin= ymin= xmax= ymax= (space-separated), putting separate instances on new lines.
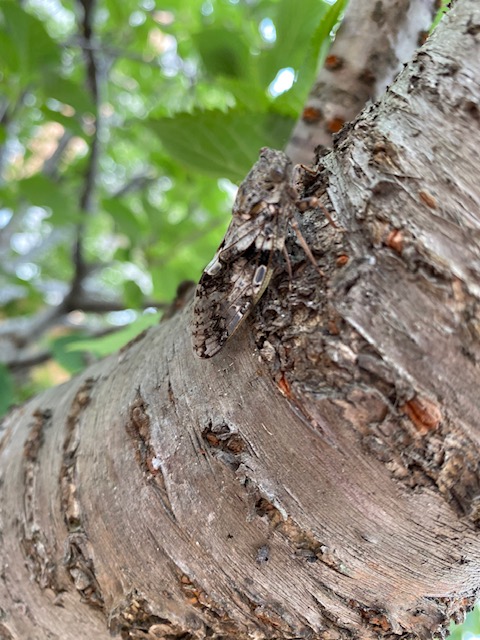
xmin=148 ymin=109 xmax=295 ymax=182
xmin=289 ymin=0 xmax=348 ymax=109
xmin=258 ymin=0 xmax=329 ymax=86
xmin=218 ymin=77 xmax=270 ymax=111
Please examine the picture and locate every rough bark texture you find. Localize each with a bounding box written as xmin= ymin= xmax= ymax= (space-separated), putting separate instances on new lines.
xmin=1 ymin=1 xmax=480 ymax=639
xmin=287 ymin=0 xmax=438 ymax=164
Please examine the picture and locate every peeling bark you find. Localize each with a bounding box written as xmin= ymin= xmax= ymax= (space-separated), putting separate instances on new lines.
xmin=1 ymin=1 xmax=480 ymax=639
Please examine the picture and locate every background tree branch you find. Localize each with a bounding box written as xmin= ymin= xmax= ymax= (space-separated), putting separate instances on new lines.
xmin=287 ymin=0 xmax=439 ymax=163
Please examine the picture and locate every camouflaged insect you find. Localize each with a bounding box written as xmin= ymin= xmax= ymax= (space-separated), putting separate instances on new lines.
xmin=192 ymin=147 xmax=297 ymax=359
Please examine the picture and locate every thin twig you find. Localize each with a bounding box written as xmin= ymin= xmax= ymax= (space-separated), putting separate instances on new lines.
xmin=42 ymin=131 xmax=74 ymax=179
xmin=69 ymin=294 xmax=168 ymax=313
xmin=66 ymin=0 xmax=101 ymax=305
xmin=113 ymin=174 xmax=158 ymax=199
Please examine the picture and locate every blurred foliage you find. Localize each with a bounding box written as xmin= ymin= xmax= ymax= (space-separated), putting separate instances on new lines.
xmin=0 ymin=0 xmax=346 ymax=407
xmin=0 ymin=1 xmax=475 ymax=633
xmin=0 ymin=0 xmax=454 ymax=404
xmin=431 ymin=0 xmax=450 ymax=31
xmin=450 ymin=602 xmax=480 ymax=640
xmin=0 ymin=363 xmax=14 ymax=415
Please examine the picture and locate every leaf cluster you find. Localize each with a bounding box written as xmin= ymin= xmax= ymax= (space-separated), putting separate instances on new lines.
xmin=0 ymin=0 xmax=346 ymax=407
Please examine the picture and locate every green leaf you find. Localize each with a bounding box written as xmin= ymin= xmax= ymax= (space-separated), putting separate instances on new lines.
xmin=449 ymin=603 xmax=480 ymax=640
xmin=0 ymin=363 xmax=15 ymax=417
xmin=431 ymin=0 xmax=450 ymax=31
xmin=102 ymin=198 xmax=147 ymax=239
xmin=67 ymin=313 xmax=161 ymax=357
xmin=218 ymin=77 xmax=270 ymax=111
xmin=148 ymin=109 xmax=295 ymax=182
xmin=44 ymin=76 xmax=95 ymax=115
xmin=17 ymin=174 xmax=78 ymax=224
xmin=193 ymin=26 xmax=251 ymax=79
xmin=123 ymin=280 xmax=144 ymax=309
xmin=258 ymin=0 xmax=330 ymax=86
xmin=39 ymin=106 xmax=86 ymax=138
xmin=49 ymin=334 xmax=89 ymax=374
xmin=114 ymin=247 xmax=132 ymax=262
xmin=0 ymin=1 xmax=60 ymax=79
xmin=272 ymin=0 xmax=348 ymax=111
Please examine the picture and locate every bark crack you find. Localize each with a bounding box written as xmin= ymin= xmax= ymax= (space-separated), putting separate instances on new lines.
xmin=127 ymin=391 xmax=176 ymax=520
xmin=21 ymin=408 xmax=59 ymax=591
xmin=59 ymin=377 xmax=105 ymax=610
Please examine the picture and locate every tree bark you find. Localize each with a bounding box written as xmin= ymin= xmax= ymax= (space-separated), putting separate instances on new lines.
xmin=1 ymin=1 xmax=480 ymax=639
xmin=287 ymin=0 xmax=438 ymax=164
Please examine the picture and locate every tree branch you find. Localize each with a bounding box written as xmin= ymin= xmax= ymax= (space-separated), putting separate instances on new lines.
xmin=42 ymin=131 xmax=74 ymax=179
xmin=67 ymin=0 xmax=102 ymax=305
xmin=287 ymin=0 xmax=438 ymax=164
xmin=112 ymin=174 xmax=158 ymax=199
xmin=67 ymin=293 xmax=168 ymax=314
xmin=0 ymin=89 xmax=29 ymax=181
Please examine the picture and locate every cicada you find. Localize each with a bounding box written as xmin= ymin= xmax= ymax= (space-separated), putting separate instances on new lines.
xmin=192 ymin=147 xmax=310 ymax=359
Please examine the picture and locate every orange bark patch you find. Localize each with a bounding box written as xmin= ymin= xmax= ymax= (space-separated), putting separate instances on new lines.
xmin=302 ymin=106 xmax=323 ymax=123
xmin=277 ymin=373 xmax=292 ymax=398
xmin=401 ymin=396 xmax=442 ymax=434
xmin=419 ymin=189 xmax=437 ymax=208
xmin=325 ymin=54 xmax=344 ymax=71
xmin=386 ymin=229 xmax=404 ymax=254
xmin=325 ymin=117 xmax=345 ymax=134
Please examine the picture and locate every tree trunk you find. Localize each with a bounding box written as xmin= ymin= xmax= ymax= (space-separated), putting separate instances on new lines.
xmin=1 ymin=1 xmax=480 ymax=639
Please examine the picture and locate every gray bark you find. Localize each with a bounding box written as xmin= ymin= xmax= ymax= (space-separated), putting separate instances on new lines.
xmin=1 ymin=1 xmax=480 ymax=639
xmin=287 ymin=0 xmax=438 ymax=164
